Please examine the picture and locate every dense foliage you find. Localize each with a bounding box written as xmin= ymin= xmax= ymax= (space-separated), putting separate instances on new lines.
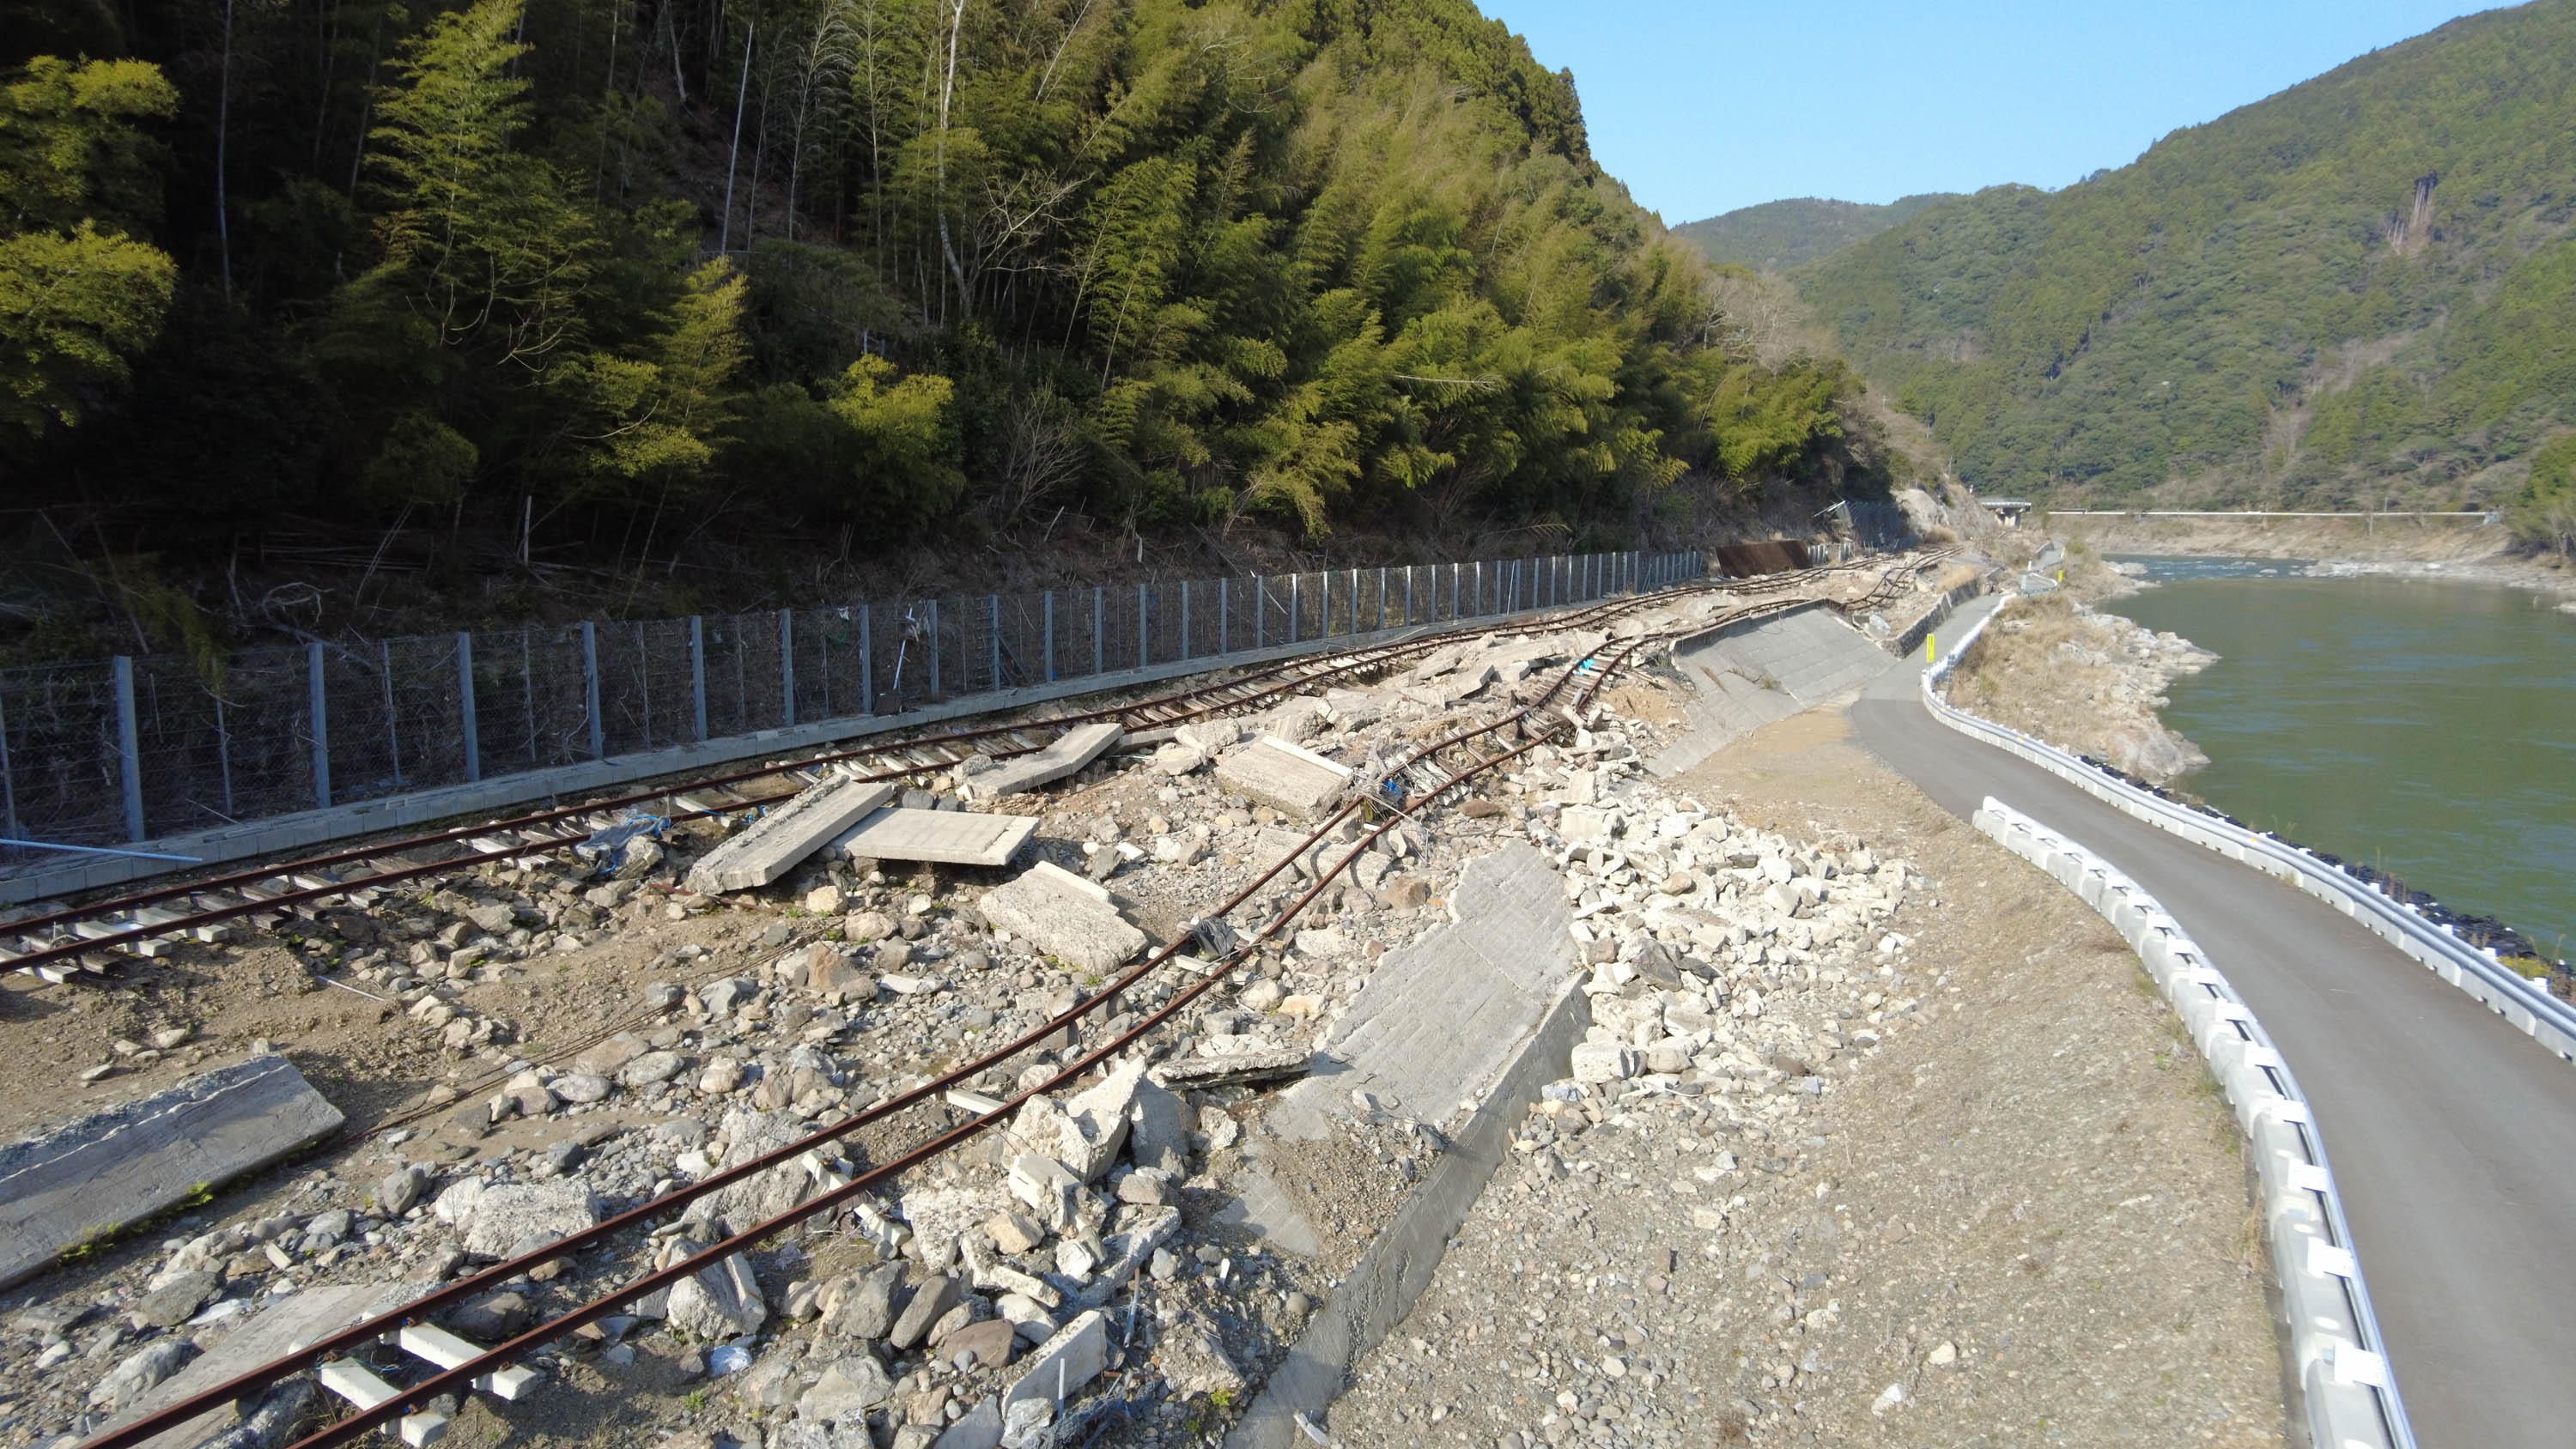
xmin=1801 ymin=0 xmax=2576 ymax=518
xmin=1673 ymin=194 xmax=1954 ymax=272
xmin=3 ymin=0 xmax=1873 ymax=554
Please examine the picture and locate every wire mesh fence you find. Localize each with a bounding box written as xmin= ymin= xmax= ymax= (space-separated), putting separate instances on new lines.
xmin=0 ymin=548 xmax=1700 ymax=869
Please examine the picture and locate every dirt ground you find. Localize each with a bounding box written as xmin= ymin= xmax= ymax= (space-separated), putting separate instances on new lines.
xmin=1327 ymin=706 xmax=2287 ymax=1447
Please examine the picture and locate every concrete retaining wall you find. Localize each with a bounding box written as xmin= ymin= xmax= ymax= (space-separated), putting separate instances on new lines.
xmin=1973 ymin=797 xmax=2412 ymax=1449
xmin=1650 ymin=602 xmax=1893 ymax=776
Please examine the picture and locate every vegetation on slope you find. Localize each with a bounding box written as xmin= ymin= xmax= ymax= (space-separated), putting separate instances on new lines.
xmin=3 ymin=0 xmax=1889 ymax=594
xmin=1674 ymin=194 xmax=1956 ymax=272
xmin=1801 ymin=0 xmax=2576 ymax=521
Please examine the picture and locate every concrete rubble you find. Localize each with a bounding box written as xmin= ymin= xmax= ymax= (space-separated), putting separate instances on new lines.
xmin=0 ymin=555 xmax=1980 ymax=1449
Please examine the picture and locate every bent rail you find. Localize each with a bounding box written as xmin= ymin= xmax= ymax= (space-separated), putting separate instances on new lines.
xmin=1923 ymin=598 xmax=2576 ymax=1063
xmin=1973 ymin=797 xmax=2414 ymax=1449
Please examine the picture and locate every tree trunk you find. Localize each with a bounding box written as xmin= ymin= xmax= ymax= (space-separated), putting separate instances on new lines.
xmin=717 ymin=20 xmax=753 ymax=253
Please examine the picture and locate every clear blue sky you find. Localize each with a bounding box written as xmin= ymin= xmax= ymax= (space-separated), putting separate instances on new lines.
xmin=1474 ymin=1 xmax=2507 ymax=222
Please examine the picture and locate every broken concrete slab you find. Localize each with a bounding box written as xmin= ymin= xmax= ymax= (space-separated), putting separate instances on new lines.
xmin=1272 ymin=842 xmax=1576 ymax=1143
xmin=1214 ymin=736 xmax=1352 ymax=818
xmin=1149 ymin=1042 xmax=1310 ymax=1090
xmin=686 ymin=779 xmax=896 ymax=894
xmin=978 ymin=861 xmax=1145 ymax=972
xmin=1212 ymin=1166 xmax=1323 ymax=1258
xmin=103 ymin=1280 xmax=422 ymax=1449
xmin=835 ymin=807 xmax=1037 ymax=868
xmin=0 ymin=1054 xmax=343 ymax=1291
xmin=1002 ymin=1310 xmax=1109 ymax=1412
xmin=969 ymin=723 xmax=1123 ymax=799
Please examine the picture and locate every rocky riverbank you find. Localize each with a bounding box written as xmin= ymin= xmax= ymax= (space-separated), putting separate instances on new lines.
xmin=1943 ymin=578 xmax=2218 ymax=787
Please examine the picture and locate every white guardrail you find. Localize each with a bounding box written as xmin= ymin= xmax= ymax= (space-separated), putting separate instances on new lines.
xmin=1971 ymin=797 xmax=2414 ymax=1449
xmin=1925 ymin=597 xmax=2576 ymax=1064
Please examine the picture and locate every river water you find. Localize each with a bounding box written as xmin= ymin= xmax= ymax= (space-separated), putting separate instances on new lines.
xmin=2100 ymin=560 xmax=2576 ymax=962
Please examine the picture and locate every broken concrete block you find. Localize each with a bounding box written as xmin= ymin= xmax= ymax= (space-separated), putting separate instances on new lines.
xmin=972 ymin=723 xmax=1123 ymax=798
xmin=686 ymin=779 xmax=896 ymax=894
xmin=1002 ymin=1310 xmax=1109 ymax=1413
xmin=1148 ymin=1043 xmax=1311 ymax=1090
xmin=0 ymin=1054 xmax=343 ymax=1291
xmin=1571 ymin=1040 xmax=1638 ymax=1083
xmin=835 ymin=808 xmax=1037 ymax=868
xmin=462 ymin=1180 xmax=601 ymax=1258
xmin=669 ymin=1252 xmax=769 ymax=1340
xmin=1007 ymin=1154 xmax=1083 ymax=1234
xmin=978 ymin=862 xmax=1145 ymax=973
xmin=1215 ymin=736 xmax=1352 ymax=818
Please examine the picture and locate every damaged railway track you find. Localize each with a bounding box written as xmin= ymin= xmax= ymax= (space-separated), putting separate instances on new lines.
xmin=49 ymin=554 xmax=1949 ymax=1449
xmin=0 ymin=560 xmax=1917 ymax=985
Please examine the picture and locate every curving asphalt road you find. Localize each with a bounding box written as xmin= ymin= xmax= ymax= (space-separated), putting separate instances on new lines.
xmin=1850 ymin=597 xmax=2576 ymax=1449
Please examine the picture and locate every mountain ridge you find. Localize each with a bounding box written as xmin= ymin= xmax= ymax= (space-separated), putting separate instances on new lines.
xmin=1674 ymin=194 xmax=1959 ymax=271
xmin=1798 ymin=0 xmax=2576 ymax=519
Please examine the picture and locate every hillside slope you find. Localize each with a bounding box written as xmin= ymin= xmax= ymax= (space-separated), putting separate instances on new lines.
xmin=1674 ymin=193 xmax=1956 ymax=270
xmin=1801 ymin=0 xmax=2576 ymax=511
xmin=2 ymin=0 xmax=1888 ymax=592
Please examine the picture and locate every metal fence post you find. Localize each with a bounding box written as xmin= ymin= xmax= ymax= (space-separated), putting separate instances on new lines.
xmin=990 ymin=595 xmax=1002 ymax=689
xmin=1182 ymin=580 xmax=1192 ymax=660
xmin=306 ymin=643 xmax=332 ymax=809
xmin=1472 ymin=561 xmax=1482 ymax=615
xmin=1092 ymin=588 xmax=1104 ymax=676
xmin=1289 ymin=574 xmax=1300 ymax=645
xmin=1406 ymin=567 xmax=1417 ymax=625
xmin=927 ymin=599 xmax=941 ymax=699
xmin=1377 ymin=567 xmax=1387 ymax=632
xmin=779 ymin=609 xmax=796 ymax=726
xmin=1220 ymin=579 xmax=1230 ymax=654
xmin=689 ymin=618 xmax=708 ymax=741
xmin=381 ymin=640 xmax=403 ymax=785
xmin=859 ymin=607 xmax=873 ymax=714
xmin=0 ymin=683 xmax=19 ymax=840
xmin=112 ymin=656 xmax=146 ymax=839
xmin=1138 ymin=582 xmax=1149 ymax=667
xmin=458 ymin=633 xmax=482 ymax=781
xmin=1043 ymin=591 xmax=1056 ymax=682
xmin=1348 ymin=568 xmax=1359 ymax=634
xmin=581 ymin=621 xmax=604 ymax=760
xmin=1255 ymin=577 xmax=1264 ymax=649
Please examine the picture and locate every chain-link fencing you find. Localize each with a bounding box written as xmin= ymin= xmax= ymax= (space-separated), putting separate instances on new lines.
xmin=0 ymin=549 xmax=1702 ymax=870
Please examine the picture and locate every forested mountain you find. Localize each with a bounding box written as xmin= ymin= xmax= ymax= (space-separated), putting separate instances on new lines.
xmin=1674 ymin=194 xmax=1955 ymax=271
xmin=2 ymin=0 xmax=1879 ymax=577
xmin=1801 ymin=0 xmax=2576 ymax=519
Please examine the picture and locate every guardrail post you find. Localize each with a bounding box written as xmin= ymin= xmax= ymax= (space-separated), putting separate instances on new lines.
xmin=779 ymin=609 xmax=796 ymax=726
xmin=688 ymin=619 xmax=708 ymax=741
xmin=112 ymin=656 xmax=146 ymax=839
xmin=307 ymin=642 xmax=332 ymax=809
xmin=859 ymin=607 xmax=873 ymax=714
xmin=581 ymin=621 xmax=604 ymax=760
xmin=1092 ymin=588 xmax=1104 ymax=676
xmin=989 ymin=595 xmax=1002 ymax=689
xmin=927 ymin=599 xmax=941 ymax=698
xmin=1043 ymin=591 xmax=1056 ymax=682
xmin=458 ymin=633 xmax=482 ymax=779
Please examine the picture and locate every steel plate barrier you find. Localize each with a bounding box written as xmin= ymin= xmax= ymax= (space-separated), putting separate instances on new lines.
xmin=1924 ymin=597 xmax=2576 ymax=1063
xmin=1974 ymin=797 xmax=2413 ymax=1449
